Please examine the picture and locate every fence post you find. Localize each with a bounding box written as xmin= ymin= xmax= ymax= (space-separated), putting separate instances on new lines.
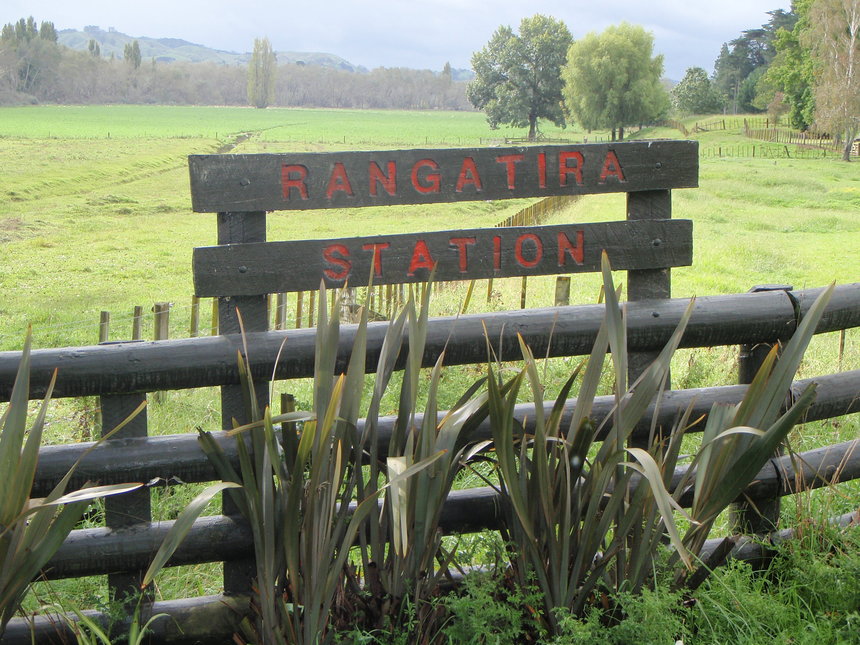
xmin=275 ymin=293 xmax=287 ymax=330
xmin=296 ymin=292 xmax=304 ymax=328
xmin=132 ymin=306 xmax=143 ymax=341
xmin=554 ymin=276 xmax=571 ymax=307
xmin=210 ymin=298 xmax=219 ymax=335
xmin=190 ymin=295 xmax=200 ymax=337
xmin=520 ymin=276 xmax=528 ymax=309
xmin=99 ymin=311 xmax=110 ymax=343
xmin=217 ymin=211 xmax=269 ymax=595
xmin=100 ymin=388 xmax=151 ymax=608
xmin=627 ymin=190 xmax=672 ymax=449
xmin=730 ymin=284 xmax=794 ymax=535
xmin=153 ymin=302 xmax=170 ymax=341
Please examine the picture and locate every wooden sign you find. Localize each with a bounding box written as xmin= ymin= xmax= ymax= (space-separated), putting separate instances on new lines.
xmin=188 ymin=141 xmax=698 ymax=213
xmin=193 ymin=219 xmax=692 ymax=296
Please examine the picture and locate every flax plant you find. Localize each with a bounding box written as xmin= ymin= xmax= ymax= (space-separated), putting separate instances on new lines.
xmin=0 ymin=332 xmax=143 ymax=637
xmin=198 ymin=285 xmax=473 ymax=644
xmin=351 ymin=283 xmax=492 ymax=634
xmin=486 ymin=254 xmax=833 ymax=635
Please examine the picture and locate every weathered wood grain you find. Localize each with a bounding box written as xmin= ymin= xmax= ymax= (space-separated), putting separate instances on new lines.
xmin=188 ymin=141 xmax=699 ymax=212
xmin=193 ymin=219 xmax=693 ymax=296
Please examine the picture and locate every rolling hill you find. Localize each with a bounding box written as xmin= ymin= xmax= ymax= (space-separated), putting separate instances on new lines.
xmin=58 ymin=26 xmax=366 ymax=71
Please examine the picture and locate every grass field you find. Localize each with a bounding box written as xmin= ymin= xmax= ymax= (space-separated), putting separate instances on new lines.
xmin=1 ymin=106 xmax=858 ymax=637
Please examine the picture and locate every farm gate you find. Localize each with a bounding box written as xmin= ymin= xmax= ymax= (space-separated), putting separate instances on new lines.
xmin=1 ymin=140 xmax=859 ymax=643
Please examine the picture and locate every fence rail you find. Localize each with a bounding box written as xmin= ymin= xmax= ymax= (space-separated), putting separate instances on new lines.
xmin=4 ymin=284 xmax=859 ymax=402
xmin=30 ymin=368 xmax=860 ymax=498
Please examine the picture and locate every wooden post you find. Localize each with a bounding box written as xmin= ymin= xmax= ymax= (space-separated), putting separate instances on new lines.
xmin=275 ymin=293 xmax=287 ymax=330
xmin=295 ymin=292 xmax=304 ymax=328
xmin=554 ymin=276 xmax=571 ymax=307
xmin=190 ymin=295 xmax=200 ymax=337
xmin=210 ymin=298 xmax=219 ymax=335
xmin=520 ymin=276 xmax=528 ymax=309
xmin=308 ymin=290 xmax=316 ymax=327
xmin=100 ymin=390 xmax=150 ymax=607
xmin=153 ymin=302 xmax=170 ymax=341
xmin=627 ymin=190 xmax=672 ymax=449
xmin=731 ymin=284 xmax=793 ymax=535
xmin=151 ymin=303 xmax=170 ymax=403
xmin=385 ymin=284 xmax=394 ymax=319
xmin=99 ymin=311 xmax=110 ymax=344
xmin=341 ymin=287 xmax=356 ymax=323
xmin=217 ymin=211 xmax=268 ymax=596
xmin=131 ymin=306 xmax=143 ymax=341
xmin=486 ymin=278 xmax=494 ymax=304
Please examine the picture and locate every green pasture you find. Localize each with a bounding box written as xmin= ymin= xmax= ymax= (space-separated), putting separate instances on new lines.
xmin=2 ymin=106 xmax=858 ymax=623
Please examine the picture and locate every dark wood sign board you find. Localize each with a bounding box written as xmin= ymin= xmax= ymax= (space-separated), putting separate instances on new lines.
xmin=188 ymin=141 xmax=698 ymax=212
xmin=193 ymin=219 xmax=692 ymax=296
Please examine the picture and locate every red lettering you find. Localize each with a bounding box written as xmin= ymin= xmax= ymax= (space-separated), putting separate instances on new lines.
xmin=411 ymin=159 xmax=441 ymax=194
xmin=408 ymin=240 xmax=435 ymax=275
xmin=515 ymin=234 xmax=543 ymax=268
xmin=449 ymin=237 xmax=477 ymax=272
xmin=559 ymin=151 xmax=584 ymax=187
xmin=495 ymin=154 xmax=523 ymax=190
xmin=369 ymin=161 xmax=396 ymax=197
xmin=361 ymin=242 xmax=391 ymax=277
xmin=281 ymin=164 xmax=309 ymax=200
xmin=557 ymin=231 xmax=584 ymax=266
xmin=323 ymin=244 xmax=351 ymax=281
xmin=599 ymin=151 xmax=626 ymax=183
xmin=455 ymin=157 xmax=483 ymax=193
xmin=326 ymin=162 xmax=354 ymax=199
xmin=493 ymin=236 xmax=501 ymax=270
xmin=538 ymin=152 xmax=547 ymax=188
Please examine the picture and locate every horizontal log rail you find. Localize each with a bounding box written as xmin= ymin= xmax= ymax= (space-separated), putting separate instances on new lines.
xmin=37 ymin=439 xmax=859 ymax=581
xmin=3 ymin=283 xmax=859 ymax=402
xmin=31 ymin=370 xmax=860 ymax=497
xmin=11 ymin=509 xmax=857 ymax=645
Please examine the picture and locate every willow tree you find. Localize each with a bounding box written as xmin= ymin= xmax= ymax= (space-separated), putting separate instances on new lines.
xmin=467 ymin=15 xmax=572 ymax=141
xmin=247 ymin=37 xmax=276 ymax=109
xmin=563 ymin=23 xmax=669 ymax=140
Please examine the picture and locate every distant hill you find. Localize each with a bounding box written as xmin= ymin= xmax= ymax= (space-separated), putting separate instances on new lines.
xmin=57 ymin=26 xmax=473 ymax=79
xmin=58 ymin=26 xmax=367 ymax=71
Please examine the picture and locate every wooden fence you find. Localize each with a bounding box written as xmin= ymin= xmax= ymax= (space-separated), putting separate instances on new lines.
xmin=2 ymin=140 xmax=859 ymax=643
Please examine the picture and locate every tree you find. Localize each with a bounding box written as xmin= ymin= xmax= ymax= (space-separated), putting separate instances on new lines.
xmin=467 ymin=14 xmax=572 ymax=141
xmin=88 ymin=39 xmax=100 ymax=58
xmin=671 ymin=67 xmax=724 ymax=114
xmin=761 ymin=0 xmax=815 ymax=129
xmin=806 ymin=0 xmax=860 ymax=160
xmin=247 ymin=37 xmax=276 ymax=109
xmin=123 ymin=40 xmax=141 ymax=69
xmin=0 ymin=17 xmax=60 ymax=95
xmin=712 ymin=9 xmax=798 ymax=113
xmin=563 ymin=22 xmax=669 ymax=140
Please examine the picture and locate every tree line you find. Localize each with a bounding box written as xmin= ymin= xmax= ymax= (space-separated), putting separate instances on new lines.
xmin=468 ymin=4 xmax=856 ymax=160
xmin=0 ymin=18 xmax=470 ymax=110
xmin=467 ymin=17 xmax=668 ymax=142
xmin=671 ymin=0 xmax=858 ymax=160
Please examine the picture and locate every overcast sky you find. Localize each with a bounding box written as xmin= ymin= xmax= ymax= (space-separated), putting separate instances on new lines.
xmin=3 ymin=0 xmax=790 ymax=80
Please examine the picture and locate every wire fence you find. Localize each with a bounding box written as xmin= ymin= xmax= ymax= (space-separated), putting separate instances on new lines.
xmin=700 ymin=144 xmax=836 ymax=159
